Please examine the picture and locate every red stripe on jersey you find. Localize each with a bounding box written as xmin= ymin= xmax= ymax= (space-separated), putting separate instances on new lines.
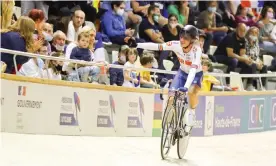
xmin=191 ymin=64 xmax=198 ymax=69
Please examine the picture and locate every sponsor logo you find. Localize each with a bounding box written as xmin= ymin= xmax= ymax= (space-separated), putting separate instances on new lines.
xmin=18 ymin=86 xmax=26 ymax=96
xmin=97 ymin=95 xmax=116 ymax=132
xmin=60 ymin=92 xmax=80 ymax=126
xmin=17 ymin=86 xmax=43 ymax=109
xmin=127 ymin=97 xmax=145 ymax=132
xmin=214 ymin=104 xmax=241 ymax=129
xmin=248 ymin=98 xmax=265 ymax=130
xmin=270 ymin=97 xmax=276 ymax=128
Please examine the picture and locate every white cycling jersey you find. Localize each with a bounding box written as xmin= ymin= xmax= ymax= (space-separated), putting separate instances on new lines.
xmin=137 ymin=41 xmax=203 ymax=89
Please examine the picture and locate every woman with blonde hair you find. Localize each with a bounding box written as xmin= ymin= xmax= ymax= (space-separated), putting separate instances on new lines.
xmin=1 ymin=16 xmax=42 ymax=74
xmin=43 ymin=52 xmax=64 ymax=80
xmin=0 ymin=0 xmax=15 ymax=29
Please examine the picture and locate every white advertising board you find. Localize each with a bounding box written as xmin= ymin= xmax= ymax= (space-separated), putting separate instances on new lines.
xmin=1 ymin=79 xmax=154 ymax=137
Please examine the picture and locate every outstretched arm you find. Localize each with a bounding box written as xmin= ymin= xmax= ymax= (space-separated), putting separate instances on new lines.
xmin=137 ymin=41 xmax=180 ymax=51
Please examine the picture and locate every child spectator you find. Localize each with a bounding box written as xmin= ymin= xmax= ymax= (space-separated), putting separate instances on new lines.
xmin=201 ymin=60 xmax=220 ymax=92
xmin=122 ymin=48 xmax=139 ymax=87
xmin=69 ymin=32 xmax=100 ymax=83
xmin=139 ymin=52 xmax=160 ymax=89
xmin=18 ymin=41 xmax=48 ymax=78
xmin=43 ymin=52 xmax=64 ymax=80
xmin=109 ymin=45 xmax=128 ymax=86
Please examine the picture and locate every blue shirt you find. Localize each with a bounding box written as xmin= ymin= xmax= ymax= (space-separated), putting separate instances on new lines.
xmin=0 ymin=31 xmax=29 ymax=73
xmin=109 ymin=61 xmax=124 ymax=86
xmin=70 ymin=47 xmax=92 ymax=62
xmin=101 ymin=10 xmax=126 ymax=37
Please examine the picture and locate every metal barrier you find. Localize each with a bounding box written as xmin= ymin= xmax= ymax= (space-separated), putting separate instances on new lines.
xmin=1 ymin=48 xmax=276 ymax=91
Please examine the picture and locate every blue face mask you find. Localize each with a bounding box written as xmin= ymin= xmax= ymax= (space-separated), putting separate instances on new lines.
xmin=153 ymin=15 xmax=159 ymax=22
xmin=208 ymin=7 xmax=217 ymax=13
xmin=188 ymin=1 xmax=197 ymax=8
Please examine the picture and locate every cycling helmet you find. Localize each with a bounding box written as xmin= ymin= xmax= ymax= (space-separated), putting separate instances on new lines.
xmin=179 ymin=25 xmax=199 ymax=40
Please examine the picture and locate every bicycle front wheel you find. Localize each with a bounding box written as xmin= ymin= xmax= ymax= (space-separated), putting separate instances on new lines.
xmin=177 ymin=131 xmax=190 ymax=159
xmin=160 ymin=107 xmax=175 ymax=160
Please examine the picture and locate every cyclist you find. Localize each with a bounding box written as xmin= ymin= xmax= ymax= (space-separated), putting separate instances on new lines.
xmin=135 ymin=25 xmax=203 ymax=132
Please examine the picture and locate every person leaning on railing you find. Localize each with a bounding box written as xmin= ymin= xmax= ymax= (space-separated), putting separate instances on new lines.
xmin=0 ymin=16 xmax=42 ymax=74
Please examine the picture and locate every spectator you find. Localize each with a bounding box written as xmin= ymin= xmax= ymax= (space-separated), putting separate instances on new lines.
xmin=139 ymin=5 xmax=164 ymax=43
xmin=69 ymin=32 xmax=100 ymax=83
xmin=245 ymin=26 xmax=268 ymax=90
xmin=197 ymin=1 xmax=228 ymax=45
xmin=109 ymin=45 xmax=129 ymax=86
xmin=67 ymin=10 xmax=85 ymax=42
xmin=21 ymin=1 xmax=49 ymax=20
xmin=198 ymin=31 xmax=210 ymax=60
xmin=1 ymin=16 xmax=40 ymax=74
xmin=131 ymin=0 xmax=150 ymax=16
xmin=51 ymin=30 xmax=67 ymax=53
xmin=259 ymin=6 xmax=276 ymax=53
xmin=18 ymin=41 xmax=48 ymax=78
xmin=167 ymin=0 xmax=189 ymax=26
xmin=201 ymin=60 xmax=220 ymax=92
xmin=101 ymin=1 xmax=143 ymax=45
xmin=123 ymin=48 xmax=139 ymax=87
xmin=101 ymin=1 xmax=142 ymax=37
xmin=42 ymin=23 xmax=54 ymax=42
xmin=42 ymin=52 xmax=64 ymax=80
xmin=131 ymin=0 xmax=168 ymax=26
xmin=64 ymin=26 xmax=101 ymax=83
xmin=235 ymin=4 xmax=257 ymax=27
xmin=187 ymin=0 xmax=200 ymax=26
xmin=162 ymin=14 xmax=182 ymax=42
xmin=139 ymin=52 xmax=159 ymax=88
xmin=1 ymin=0 xmax=14 ymax=29
xmin=214 ymin=23 xmax=256 ymax=90
xmin=268 ymin=57 xmax=276 ymax=71
xmin=28 ymin=9 xmax=45 ymax=40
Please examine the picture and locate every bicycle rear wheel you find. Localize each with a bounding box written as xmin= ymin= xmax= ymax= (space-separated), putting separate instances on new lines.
xmin=160 ymin=107 xmax=175 ymax=160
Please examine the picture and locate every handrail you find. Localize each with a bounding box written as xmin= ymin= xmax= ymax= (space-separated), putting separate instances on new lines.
xmin=1 ymin=48 xmax=276 ymax=78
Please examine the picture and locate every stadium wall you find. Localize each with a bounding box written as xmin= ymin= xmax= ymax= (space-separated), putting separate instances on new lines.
xmin=1 ymin=74 xmax=275 ymax=137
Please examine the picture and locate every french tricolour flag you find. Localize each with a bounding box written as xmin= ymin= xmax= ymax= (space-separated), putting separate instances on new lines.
xmin=18 ymin=86 xmax=26 ymax=96
xmin=241 ymin=0 xmax=264 ymax=12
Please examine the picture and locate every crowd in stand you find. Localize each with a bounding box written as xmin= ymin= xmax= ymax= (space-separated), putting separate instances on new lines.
xmin=1 ymin=0 xmax=276 ymax=91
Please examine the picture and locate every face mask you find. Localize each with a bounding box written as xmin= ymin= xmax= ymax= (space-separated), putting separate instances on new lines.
xmin=119 ymin=56 xmax=126 ymax=63
xmin=249 ymin=35 xmax=257 ymax=42
xmin=208 ymin=7 xmax=216 ymax=13
xmin=55 ymin=64 xmax=63 ymax=71
xmin=267 ymin=12 xmax=274 ymax=19
xmin=54 ymin=44 xmax=65 ymax=51
xmin=116 ymin=9 xmax=124 ymax=16
xmin=170 ymin=23 xmax=177 ymax=29
xmin=153 ymin=15 xmax=159 ymax=23
xmin=188 ymin=1 xmax=197 ymax=8
xmin=42 ymin=31 xmax=53 ymax=42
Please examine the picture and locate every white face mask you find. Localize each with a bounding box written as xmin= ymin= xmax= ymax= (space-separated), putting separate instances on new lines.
xmin=249 ymin=35 xmax=257 ymax=42
xmin=42 ymin=31 xmax=53 ymax=42
xmin=119 ymin=55 xmax=126 ymax=63
xmin=116 ymin=9 xmax=124 ymax=16
xmin=54 ymin=44 xmax=65 ymax=51
xmin=170 ymin=23 xmax=177 ymax=29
